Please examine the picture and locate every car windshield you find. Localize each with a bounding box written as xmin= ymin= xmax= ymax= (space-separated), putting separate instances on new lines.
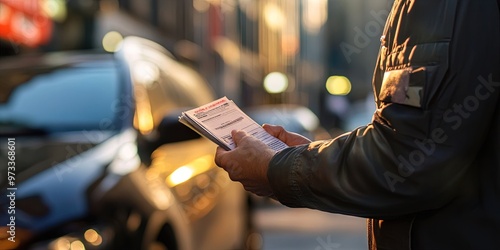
xmin=0 ymin=63 xmax=122 ymax=135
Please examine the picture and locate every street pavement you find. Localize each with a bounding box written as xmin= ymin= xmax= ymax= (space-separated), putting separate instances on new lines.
xmin=253 ymin=202 xmax=368 ymax=250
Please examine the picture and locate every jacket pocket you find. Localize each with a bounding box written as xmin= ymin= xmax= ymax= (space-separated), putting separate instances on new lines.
xmin=377 ymin=0 xmax=459 ymax=110
xmin=379 ymin=67 xmax=425 ymax=108
xmin=379 ymin=41 xmax=452 ymax=110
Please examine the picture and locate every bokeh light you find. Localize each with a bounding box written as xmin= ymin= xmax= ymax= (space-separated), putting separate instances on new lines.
xmin=326 ymin=76 xmax=352 ymax=95
xmin=102 ymin=31 xmax=123 ymax=52
xmin=263 ymin=2 xmax=285 ymax=31
xmin=168 ymin=166 xmax=194 ymax=186
xmin=84 ymin=229 xmax=103 ymax=246
xmin=264 ymin=72 xmax=289 ymax=94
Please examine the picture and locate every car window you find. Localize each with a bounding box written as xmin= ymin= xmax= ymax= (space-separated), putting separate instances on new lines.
xmin=140 ymin=59 xmax=215 ymax=127
xmin=158 ymin=66 xmax=214 ymax=108
xmin=119 ymin=37 xmax=215 ymax=129
xmin=0 ymin=66 xmax=122 ymax=133
xmin=150 ymin=47 xmax=214 ymax=108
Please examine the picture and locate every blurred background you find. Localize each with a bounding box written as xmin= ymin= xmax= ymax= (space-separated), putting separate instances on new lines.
xmin=0 ymin=0 xmax=393 ymax=134
xmin=0 ymin=0 xmax=393 ymax=249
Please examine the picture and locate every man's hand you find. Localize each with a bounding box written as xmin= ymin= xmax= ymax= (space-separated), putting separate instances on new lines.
xmin=214 ymin=124 xmax=312 ymax=197
xmin=215 ymin=130 xmax=276 ymax=197
xmin=262 ymin=124 xmax=312 ymax=146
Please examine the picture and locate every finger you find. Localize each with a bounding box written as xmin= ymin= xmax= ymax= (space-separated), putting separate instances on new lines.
xmin=263 ymin=124 xmax=286 ymax=141
xmin=230 ymin=130 xmax=248 ymax=146
xmin=214 ymin=146 xmax=230 ymax=167
xmin=215 ymin=146 xmax=228 ymax=156
xmin=262 ymin=124 xmax=280 ymax=135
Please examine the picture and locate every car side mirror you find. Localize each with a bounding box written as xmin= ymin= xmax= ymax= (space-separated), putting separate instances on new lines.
xmin=137 ymin=109 xmax=201 ymax=165
xmin=157 ymin=110 xmax=201 ymax=144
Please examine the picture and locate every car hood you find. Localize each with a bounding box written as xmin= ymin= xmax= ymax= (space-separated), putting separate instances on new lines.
xmin=0 ymin=129 xmax=138 ymax=231
xmin=0 ymin=132 xmax=115 ymax=188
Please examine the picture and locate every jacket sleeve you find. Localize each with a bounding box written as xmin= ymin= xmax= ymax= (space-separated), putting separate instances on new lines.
xmin=267 ymin=0 xmax=500 ymax=219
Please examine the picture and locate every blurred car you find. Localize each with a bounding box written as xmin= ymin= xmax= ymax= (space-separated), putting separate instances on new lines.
xmin=0 ymin=37 xmax=256 ymax=250
xmin=245 ymin=104 xmax=331 ymax=141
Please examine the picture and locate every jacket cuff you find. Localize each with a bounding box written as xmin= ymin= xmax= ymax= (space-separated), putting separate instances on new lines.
xmin=267 ymin=145 xmax=309 ymax=207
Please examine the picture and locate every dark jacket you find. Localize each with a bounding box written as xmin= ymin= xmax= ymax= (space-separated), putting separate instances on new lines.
xmin=268 ymin=0 xmax=500 ymax=249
